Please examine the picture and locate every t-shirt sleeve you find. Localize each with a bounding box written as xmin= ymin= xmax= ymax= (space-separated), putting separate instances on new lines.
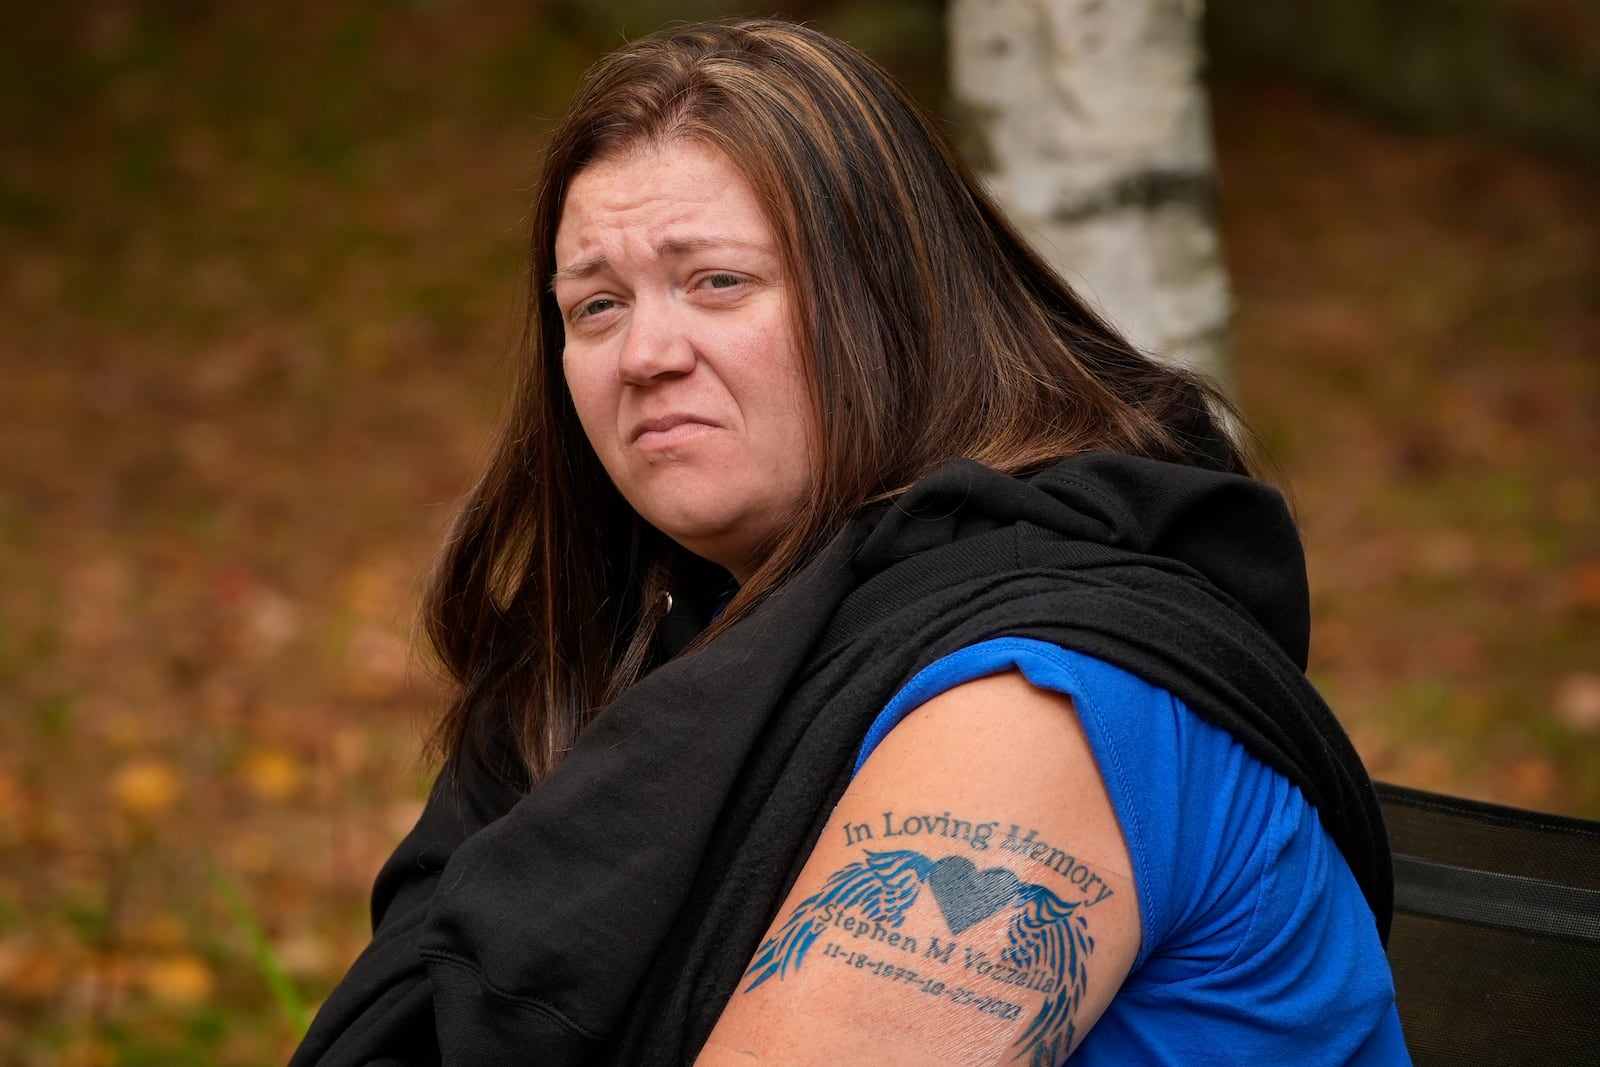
xmin=853 ymin=637 xmax=1409 ymax=1065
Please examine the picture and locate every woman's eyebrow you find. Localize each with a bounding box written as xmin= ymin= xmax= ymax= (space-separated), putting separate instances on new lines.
xmin=551 ymin=237 xmax=776 ymax=287
xmin=654 ymin=235 xmax=773 ymax=258
xmin=551 ymin=255 xmax=608 ymax=286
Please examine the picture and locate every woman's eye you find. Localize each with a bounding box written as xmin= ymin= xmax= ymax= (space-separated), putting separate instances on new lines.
xmin=575 ymin=297 xmax=617 ymax=319
xmin=700 ymin=272 xmax=744 ymax=290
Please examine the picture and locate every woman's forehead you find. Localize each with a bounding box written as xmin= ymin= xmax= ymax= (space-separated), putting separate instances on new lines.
xmin=553 ymin=140 xmax=776 ymax=265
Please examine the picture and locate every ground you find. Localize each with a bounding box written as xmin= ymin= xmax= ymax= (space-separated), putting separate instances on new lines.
xmin=0 ymin=7 xmax=1595 ymax=1064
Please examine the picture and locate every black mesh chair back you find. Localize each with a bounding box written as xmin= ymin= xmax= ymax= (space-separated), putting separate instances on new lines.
xmin=1378 ymin=782 xmax=1600 ymax=1066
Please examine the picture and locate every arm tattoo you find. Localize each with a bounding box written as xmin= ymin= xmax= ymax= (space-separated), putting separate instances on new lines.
xmin=743 ymin=824 xmax=1113 ymax=1066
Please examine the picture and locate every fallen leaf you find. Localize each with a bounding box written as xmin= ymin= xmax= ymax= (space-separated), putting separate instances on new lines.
xmin=226 ymin=830 xmax=282 ymax=874
xmin=111 ymin=760 xmax=181 ymax=817
xmin=1569 ymin=561 xmax=1600 ymax=612
xmin=341 ymin=561 xmax=404 ymax=621
xmin=386 ymin=799 xmax=425 ymax=839
xmin=330 ymin=726 xmax=371 ymax=775
xmin=1417 ymin=531 xmax=1476 ymax=578
xmin=241 ymin=747 xmax=304 ymax=802
xmin=64 ymin=558 xmax=130 ymax=653
xmin=0 ymin=773 xmax=22 ymax=840
xmin=342 ymin=625 xmax=409 ymax=700
xmin=274 ymin=931 xmax=332 ymax=977
xmin=102 ymin=708 xmax=148 ymax=751
xmin=61 ymin=1037 xmax=118 ymax=1067
xmin=0 ymin=943 xmax=66 ymax=1004
xmin=136 ymin=953 xmax=214 ymax=1008
xmin=1390 ymin=744 xmax=1455 ymax=792
xmin=244 ymin=586 xmax=301 ymax=659
xmin=1501 ymin=754 xmax=1558 ymax=808
xmin=128 ymin=912 xmax=187 ymax=950
xmin=1554 ymin=672 xmax=1600 ymax=732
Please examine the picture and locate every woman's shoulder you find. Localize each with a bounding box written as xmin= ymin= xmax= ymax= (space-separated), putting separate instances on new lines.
xmin=855 ymin=639 xmax=1291 ymax=952
xmin=854 ymin=639 xmax=1407 ymax=1064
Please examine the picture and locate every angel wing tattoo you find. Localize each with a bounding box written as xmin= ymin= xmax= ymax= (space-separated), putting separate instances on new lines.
xmin=741 ymin=848 xmax=1096 ymax=1065
xmin=1005 ymin=883 xmax=1096 ymax=1065
xmin=742 ymin=849 xmax=936 ymax=990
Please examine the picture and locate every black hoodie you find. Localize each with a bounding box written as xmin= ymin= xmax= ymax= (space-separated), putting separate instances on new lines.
xmin=292 ymin=453 xmax=1390 ymax=1067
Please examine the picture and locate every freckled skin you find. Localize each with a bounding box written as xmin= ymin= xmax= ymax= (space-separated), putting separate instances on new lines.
xmin=554 ymin=140 xmax=818 ymax=581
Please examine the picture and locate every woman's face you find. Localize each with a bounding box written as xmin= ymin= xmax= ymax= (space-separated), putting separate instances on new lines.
xmin=554 ymin=139 xmax=818 ymax=583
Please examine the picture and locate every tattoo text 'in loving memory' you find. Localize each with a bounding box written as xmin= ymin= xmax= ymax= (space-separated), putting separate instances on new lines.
xmin=845 ymin=810 xmax=1115 ymax=907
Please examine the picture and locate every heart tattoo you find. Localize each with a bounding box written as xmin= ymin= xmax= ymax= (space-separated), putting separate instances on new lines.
xmin=742 ymin=848 xmax=1095 ymax=1065
xmin=928 ymin=855 xmax=1023 ymax=934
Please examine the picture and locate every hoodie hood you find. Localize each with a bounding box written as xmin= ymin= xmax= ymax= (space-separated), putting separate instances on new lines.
xmin=853 ymin=453 xmax=1312 ymax=669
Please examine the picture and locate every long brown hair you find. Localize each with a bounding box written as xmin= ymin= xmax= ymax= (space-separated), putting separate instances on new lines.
xmin=425 ymin=18 xmax=1250 ymax=784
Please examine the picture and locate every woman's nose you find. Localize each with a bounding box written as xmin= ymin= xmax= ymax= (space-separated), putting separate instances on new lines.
xmin=616 ymin=300 xmax=696 ymax=385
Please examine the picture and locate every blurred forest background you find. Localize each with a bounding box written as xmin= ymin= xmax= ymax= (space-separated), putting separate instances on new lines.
xmin=1 ymin=1 xmax=1596 ymax=1063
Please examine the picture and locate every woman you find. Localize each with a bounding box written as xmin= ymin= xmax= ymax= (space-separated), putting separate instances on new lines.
xmin=294 ymin=18 xmax=1407 ymax=1066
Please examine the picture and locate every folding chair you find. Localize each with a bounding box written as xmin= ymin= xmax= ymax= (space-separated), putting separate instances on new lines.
xmin=1377 ymin=782 xmax=1600 ymax=1066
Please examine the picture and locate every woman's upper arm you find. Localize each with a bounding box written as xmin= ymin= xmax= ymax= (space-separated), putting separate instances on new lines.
xmin=698 ymin=669 xmax=1141 ymax=1066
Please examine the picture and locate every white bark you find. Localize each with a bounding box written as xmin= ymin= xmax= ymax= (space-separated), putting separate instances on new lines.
xmin=950 ymin=0 xmax=1233 ymax=390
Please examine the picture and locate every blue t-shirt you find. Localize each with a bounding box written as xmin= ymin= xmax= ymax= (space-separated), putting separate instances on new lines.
xmin=854 ymin=638 xmax=1410 ymax=1065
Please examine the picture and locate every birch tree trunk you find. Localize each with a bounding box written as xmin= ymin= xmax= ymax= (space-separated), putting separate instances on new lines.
xmin=950 ymin=0 xmax=1233 ymax=391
